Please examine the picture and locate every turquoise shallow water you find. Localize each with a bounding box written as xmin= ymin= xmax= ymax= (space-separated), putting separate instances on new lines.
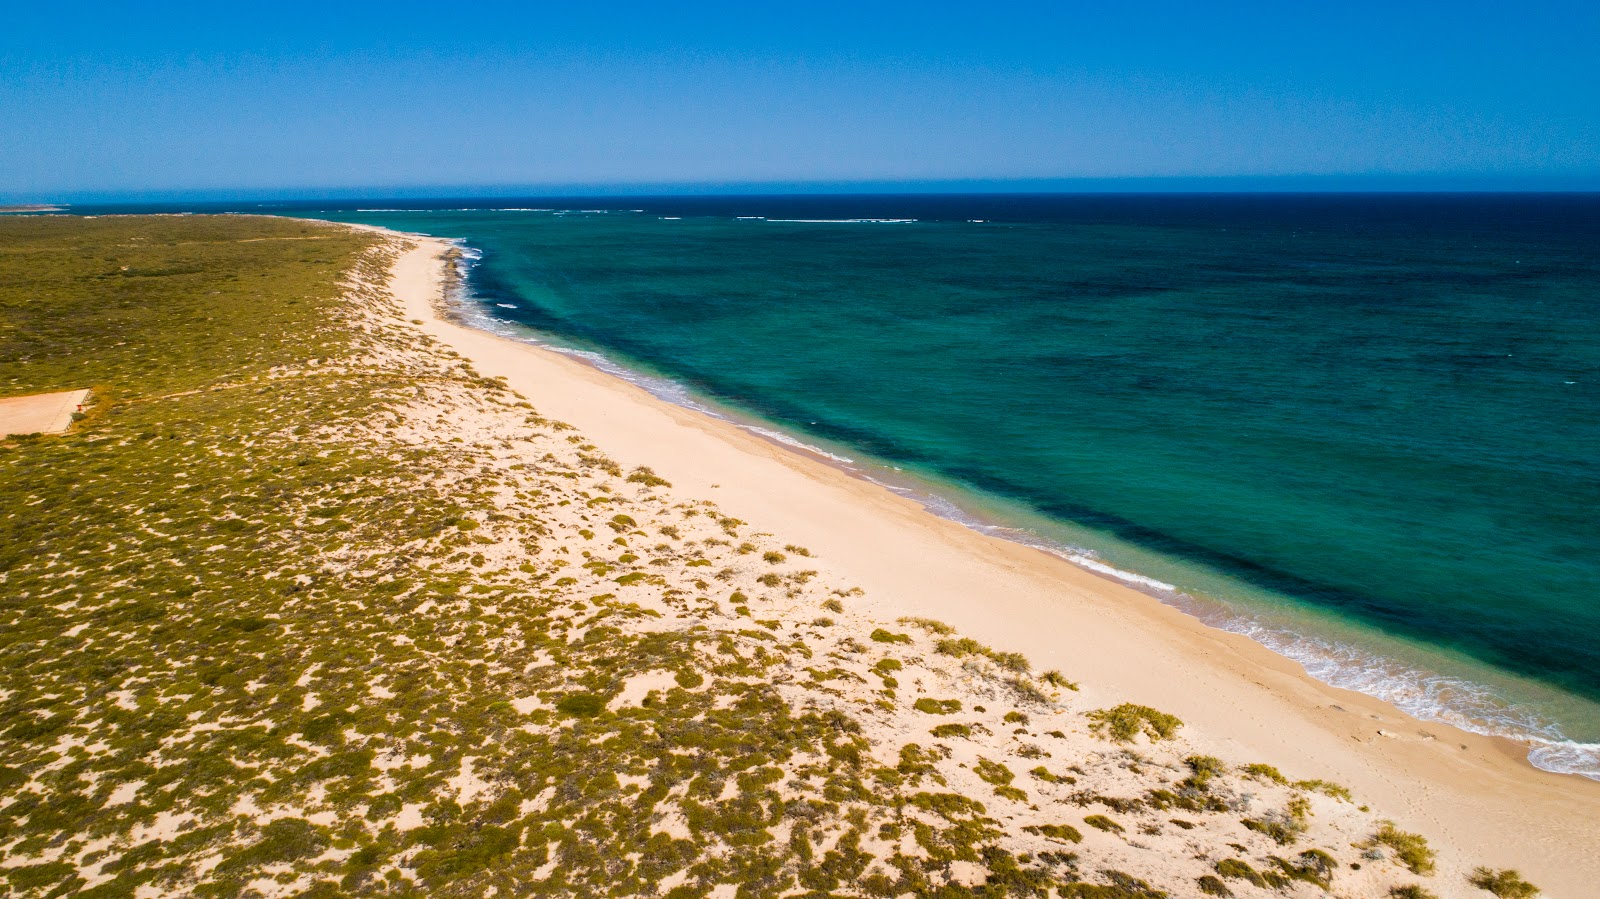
xmin=87 ymin=194 xmax=1600 ymax=774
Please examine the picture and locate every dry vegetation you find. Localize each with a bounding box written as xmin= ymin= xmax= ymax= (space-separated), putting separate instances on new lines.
xmin=0 ymin=216 xmax=1533 ymax=897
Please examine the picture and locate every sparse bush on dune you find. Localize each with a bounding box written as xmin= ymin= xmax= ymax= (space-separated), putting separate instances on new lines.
xmin=1086 ymin=704 xmax=1183 ymax=743
xmin=1469 ymin=867 xmax=1539 ymax=898
xmin=1083 ymin=814 xmax=1124 ymax=834
xmin=1366 ymin=822 xmax=1437 ymax=875
xmin=627 ymin=465 xmax=670 ymax=487
xmin=895 ymin=615 xmax=952 ymax=635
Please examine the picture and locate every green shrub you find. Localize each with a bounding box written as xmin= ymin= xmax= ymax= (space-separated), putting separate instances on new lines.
xmin=870 ymin=628 xmax=911 ymax=644
xmin=626 ymin=466 xmax=670 ymax=487
xmin=1369 ymin=822 xmax=1436 ymax=875
xmin=1022 ymin=823 xmax=1082 ymax=844
xmin=227 ymin=818 xmax=328 ymax=870
xmin=897 ymin=616 xmax=954 ymax=635
xmin=1468 ymin=868 xmax=1539 ymax=898
xmin=1241 ymin=763 xmax=1288 ymax=784
xmin=1040 ymin=670 xmax=1079 ymax=691
xmin=1215 ymin=859 xmax=1265 ymax=887
xmin=974 ymin=758 xmax=1015 ymax=787
xmin=1059 ymin=870 xmax=1163 ymax=899
xmin=1086 ymin=704 xmax=1183 ymax=743
xmin=913 ymin=698 xmax=961 ymax=715
xmin=1183 ymin=755 xmax=1225 ymax=789
xmin=555 ymin=693 xmax=605 ymax=717
xmin=1293 ymin=778 xmax=1352 ymax=801
xmin=1269 ymin=849 xmax=1335 ymax=889
xmin=1083 ymin=814 xmax=1123 ymax=834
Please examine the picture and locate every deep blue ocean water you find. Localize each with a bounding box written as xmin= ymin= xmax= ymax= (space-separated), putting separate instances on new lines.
xmin=80 ymin=194 xmax=1600 ymax=775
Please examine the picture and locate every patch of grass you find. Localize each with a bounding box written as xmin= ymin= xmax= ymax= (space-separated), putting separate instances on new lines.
xmin=913 ymin=698 xmax=962 ymax=715
xmin=1040 ymin=669 xmax=1079 ymax=691
xmin=1214 ymin=859 xmax=1265 ymax=888
xmin=555 ymin=693 xmax=607 ymax=717
xmin=1086 ymin=704 xmax=1183 ymax=743
xmin=1242 ymin=795 xmax=1310 ymax=846
xmin=1183 ymin=755 xmax=1225 ymax=789
xmin=1241 ymin=763 xmax=1288 ymax=784
xmin=1083 ymin=815 xmax=1123 ymax=834
xmin=1367 ymin=822 xmax=1437 ymax=875
xmin=1269 ymin=849 xmax=1336 ymax=889
xmin=1390 ymin=886 xmax=1439 ymax=899
xmin=1468 ymin=868 xmax=1539 ymax=898
xmin=1029 ymin=766 xmax=1074 ymax=785
xmin=934 ymin=636 xmax=1031 ymax=673
xmin=897 ymin=616 xmax=954 ymax=635
xmin=626 ymin=466 xmax=670 ymax=487
xmin=870 ymin=628 xmax=911 ymax=644
xmin=1059 ymin=870 xmax=1165 ymax=898
xmin=1294 ymin=778 xmax=1352 ymax=801
xmin=1023 ymin=823 xmax=1083 ymax=844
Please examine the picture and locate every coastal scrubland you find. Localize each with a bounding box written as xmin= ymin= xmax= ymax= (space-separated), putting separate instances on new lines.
xmin=0 ymin=216 xmax=1533 ymax=897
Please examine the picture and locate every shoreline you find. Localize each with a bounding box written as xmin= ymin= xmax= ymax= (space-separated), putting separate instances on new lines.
xmin=366 ymin=223 xmax=1599 ymax=893
xmin=431 ymin=224 xmax=1600 ymax=779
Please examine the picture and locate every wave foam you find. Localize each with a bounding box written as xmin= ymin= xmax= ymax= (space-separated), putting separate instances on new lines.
xmin=765 ymin=218 xmax=917 ymax=224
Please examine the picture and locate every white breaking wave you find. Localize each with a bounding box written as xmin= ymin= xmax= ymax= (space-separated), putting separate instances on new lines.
xmin=765 ymin=218 xmax=917 ymax=224
xmin=740 ymin=425 xmax=855 ymax=465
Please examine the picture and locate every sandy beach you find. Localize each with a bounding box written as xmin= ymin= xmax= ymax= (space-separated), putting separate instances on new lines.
xmin=370 ymin=226 xmax=1600 ymax=895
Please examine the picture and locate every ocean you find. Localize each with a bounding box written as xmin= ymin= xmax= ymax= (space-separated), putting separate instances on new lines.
xmin=82 ymin=193 xmax=1600 ymax=776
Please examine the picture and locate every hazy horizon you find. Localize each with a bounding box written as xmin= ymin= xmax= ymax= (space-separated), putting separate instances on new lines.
xmin=18 ymin=175 xmax=1600 ymax=207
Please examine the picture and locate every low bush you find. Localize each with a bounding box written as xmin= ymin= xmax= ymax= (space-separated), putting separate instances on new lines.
xmin=1086 ymin=704 xmax=1183 ymax=743
xmin=1468 ymin=868 xmax=1539 ymax=898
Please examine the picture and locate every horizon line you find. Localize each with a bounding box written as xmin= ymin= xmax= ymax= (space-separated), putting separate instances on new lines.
xmin=16 ymin=173 xmax=1600 ymax=205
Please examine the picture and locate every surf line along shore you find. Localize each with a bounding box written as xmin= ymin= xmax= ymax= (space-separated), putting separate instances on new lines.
xmin=352 ymin=221 xmax=1600 ymax=894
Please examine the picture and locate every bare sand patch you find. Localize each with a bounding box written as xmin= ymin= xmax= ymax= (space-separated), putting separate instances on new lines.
xmin=0 ymin=388 xmax=88 ymax=436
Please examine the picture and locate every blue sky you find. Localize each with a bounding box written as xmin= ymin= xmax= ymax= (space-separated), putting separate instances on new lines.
xmin=3 ymin=1 xmax=1597 ymax=200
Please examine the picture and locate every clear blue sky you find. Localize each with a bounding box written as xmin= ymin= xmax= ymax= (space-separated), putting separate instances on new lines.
xmin=3 ymin=1 xmax=1597 ymax=200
